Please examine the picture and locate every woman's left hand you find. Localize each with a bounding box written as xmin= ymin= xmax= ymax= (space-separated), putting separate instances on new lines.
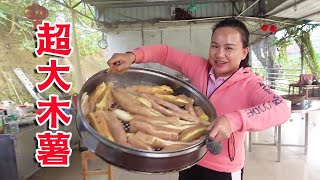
xmin=207 ymin=115 xmax=232 ymax=142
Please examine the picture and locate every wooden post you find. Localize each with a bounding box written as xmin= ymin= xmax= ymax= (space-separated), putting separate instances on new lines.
xmin=300 ymin=35 xmax=304 ymax=74
xmin=70 ymin=10 xmax=83 ymax=93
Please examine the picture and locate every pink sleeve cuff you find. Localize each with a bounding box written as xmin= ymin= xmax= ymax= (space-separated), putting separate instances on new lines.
xmin=224 ymin=111 xmax=243 ymax=132
xmin=132 ymin=48 xmax=144 ymax=63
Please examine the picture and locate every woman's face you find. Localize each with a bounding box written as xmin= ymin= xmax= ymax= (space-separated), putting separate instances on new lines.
xmin=208 ymin=27 xmax=248 ymax=78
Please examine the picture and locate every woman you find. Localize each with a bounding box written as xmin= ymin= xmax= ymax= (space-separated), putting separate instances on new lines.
xmin=107 ymin=18 xmax=291 ymax=180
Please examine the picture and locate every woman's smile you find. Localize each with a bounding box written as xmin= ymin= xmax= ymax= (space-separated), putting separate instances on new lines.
xmin=214 ymin=60 xmax=228 ymax=68
xmin=208 ymin=27 xmax=248 ymax=78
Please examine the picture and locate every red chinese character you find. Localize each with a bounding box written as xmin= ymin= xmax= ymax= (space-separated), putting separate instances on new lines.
xmin=36 ymin=58 xmax=72 ymax=93
xmin=35 ymin=21 xmax=72 ymax=57
xmin=35 ymin=131 xmax=72 ymax=167
xmin=36 ymin=95 xmax=72 ymax=130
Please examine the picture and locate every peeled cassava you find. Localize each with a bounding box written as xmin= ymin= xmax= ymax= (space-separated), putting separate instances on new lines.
xmin=179 ymin=124 xmax=208 ymax=142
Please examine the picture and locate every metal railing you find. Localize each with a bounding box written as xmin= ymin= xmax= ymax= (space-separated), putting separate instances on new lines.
xmin=252 ymin=68 xmax=301 ymax=93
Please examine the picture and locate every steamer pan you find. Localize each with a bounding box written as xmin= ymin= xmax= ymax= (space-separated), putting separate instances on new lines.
xmin=76 ymin=67 xmax=216 ymax=174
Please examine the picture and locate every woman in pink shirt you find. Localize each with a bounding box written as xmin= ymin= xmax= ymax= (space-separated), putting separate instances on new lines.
xmin=107 ymin=18 xmax=291 ymax=180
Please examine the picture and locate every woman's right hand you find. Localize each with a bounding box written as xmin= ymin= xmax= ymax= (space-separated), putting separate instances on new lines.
xmin=107 ymin=52 xmax=136 ymax=73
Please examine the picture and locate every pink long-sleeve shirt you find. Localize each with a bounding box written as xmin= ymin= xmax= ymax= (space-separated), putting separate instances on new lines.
xmin=132 ymin=44 xmax=291 ymax=172
xmin=207 ymin=66 xmax=230 ymax=97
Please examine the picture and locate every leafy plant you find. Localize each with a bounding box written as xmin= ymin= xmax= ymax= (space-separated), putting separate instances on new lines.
xmin=275 ymin=23 xmax=320 ymax=77
xmin=0 ymin=0 xmax=103 ymax=103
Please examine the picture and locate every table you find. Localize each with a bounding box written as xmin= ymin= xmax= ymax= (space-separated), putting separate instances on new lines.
xmin=0 ymin=124 xmax=45 ymax=180
xmin=248 ymin=100 xmax=320 ymax=162
xmin=288 ymin=83 xmax=320 ymax=99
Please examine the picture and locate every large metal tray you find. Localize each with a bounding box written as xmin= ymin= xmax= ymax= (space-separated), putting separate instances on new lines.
xmin=76 ymin=67 xmax=216 ymax=174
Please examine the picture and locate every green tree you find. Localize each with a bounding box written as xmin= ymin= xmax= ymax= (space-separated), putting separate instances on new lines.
xmin=0 ymin=0 xmax=103 ymax=103
xmin=0 ymin=0 xmax=101 ymax=56
xmin=275 ymin=23 xmax=320 ymax=77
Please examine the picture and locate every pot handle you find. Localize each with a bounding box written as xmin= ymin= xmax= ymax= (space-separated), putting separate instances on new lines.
xmin=205 ymin=131 xmax=222 ymax=155
xmin=106 ymin=61 xmax=121 ymax=74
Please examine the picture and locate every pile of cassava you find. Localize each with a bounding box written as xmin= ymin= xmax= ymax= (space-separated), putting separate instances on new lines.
xmin=81 ymin=82 xmax=210 ymax=152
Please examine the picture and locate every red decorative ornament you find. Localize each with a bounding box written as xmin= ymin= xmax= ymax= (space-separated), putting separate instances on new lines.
xmin=269 ymin=25 xmax=278 ymax=33
xmin=260 ymin=24 xmax=269 ymax=32
xmin=24 ymin=3 xmax=49 ymax=29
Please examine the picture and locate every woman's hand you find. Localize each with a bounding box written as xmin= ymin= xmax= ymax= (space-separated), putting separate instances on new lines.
xmin=107 ymin=52 xmax=136 ymax=73
xmin=207 ymin=115 xmax=232 ymax=142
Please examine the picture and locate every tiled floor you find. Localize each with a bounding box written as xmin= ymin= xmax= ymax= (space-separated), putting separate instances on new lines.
xmin=29 ymin=111 xmax=320 ymax=180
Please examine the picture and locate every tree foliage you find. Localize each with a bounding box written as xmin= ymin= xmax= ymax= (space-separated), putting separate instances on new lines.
xmin=0 ymin=0 xmax=101 ymax=56
xmin=0 ymin=0 xmax=103 ymax=103
xmin=274 ymin=23 xmax=320 ymax=77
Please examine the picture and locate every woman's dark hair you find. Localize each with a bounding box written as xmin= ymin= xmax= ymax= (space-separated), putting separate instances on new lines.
xmin=212 ymin=18 xmax=250 ymax=68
